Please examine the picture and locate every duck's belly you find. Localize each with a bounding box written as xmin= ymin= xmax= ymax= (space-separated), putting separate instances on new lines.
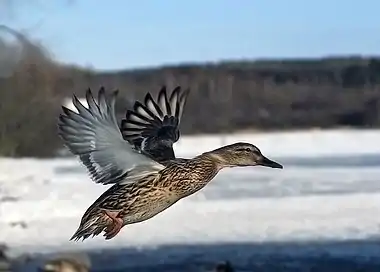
xmin=120 ymin=192 xmax=179 ymax=225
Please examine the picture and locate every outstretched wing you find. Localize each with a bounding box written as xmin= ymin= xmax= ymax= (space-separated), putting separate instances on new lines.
xmin=120 ymin=86 xmax=190 ymax=162
xmin=58 ymin=87 xmax=165 ymax=185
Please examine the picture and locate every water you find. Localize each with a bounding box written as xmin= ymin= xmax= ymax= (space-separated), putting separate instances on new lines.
xmin=11 ymin=240 xmax=380 ymax=271
xmin=5 ymin=153 xmax=380 ymax=271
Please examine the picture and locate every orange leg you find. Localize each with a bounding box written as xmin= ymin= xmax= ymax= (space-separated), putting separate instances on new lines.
xmin=102 ymin=210 xmax=123 ymax=240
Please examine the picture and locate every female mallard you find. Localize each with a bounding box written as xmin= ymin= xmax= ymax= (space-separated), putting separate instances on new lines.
xmin=58 ymin=86 xmax=283 ymax=241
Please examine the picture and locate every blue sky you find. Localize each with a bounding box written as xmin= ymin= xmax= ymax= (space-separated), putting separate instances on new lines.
xmin=2 ymin=0 xmax=380 ymax=70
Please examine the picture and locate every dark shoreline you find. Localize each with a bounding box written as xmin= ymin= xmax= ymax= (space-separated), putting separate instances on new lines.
xmin=10 ymin=239 xmax=380 ymax=271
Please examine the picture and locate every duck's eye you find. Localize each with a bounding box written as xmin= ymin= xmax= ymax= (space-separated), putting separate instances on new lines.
xmin=237 ymin=148 xmax=251 ymax=152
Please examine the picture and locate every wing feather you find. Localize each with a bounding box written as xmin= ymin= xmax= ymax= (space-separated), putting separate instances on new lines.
xmin=58 ymin=87 xmax=164 ymax=185
xmin=120 ymin=86 xmax=190 ymax=162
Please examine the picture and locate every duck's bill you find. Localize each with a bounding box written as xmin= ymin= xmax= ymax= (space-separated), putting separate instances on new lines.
xmin=259 ymin=156 xmax=283 ymax=169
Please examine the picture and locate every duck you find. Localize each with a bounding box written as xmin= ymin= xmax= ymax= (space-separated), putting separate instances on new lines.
xmin=58 ymin=86 xmax=283 ymax=241
xmin=41 ymin=258 xmax=90 ymax=272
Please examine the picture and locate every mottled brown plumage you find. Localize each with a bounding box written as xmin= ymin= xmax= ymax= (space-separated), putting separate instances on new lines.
xmin=71 ymin=143 xmax=282 ymax=241
xmin=58 ymin=86 xmax=282 ymax=242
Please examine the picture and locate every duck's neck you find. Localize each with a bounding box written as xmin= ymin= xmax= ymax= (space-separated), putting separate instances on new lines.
xmin=199 ymin=150 xmax=233 ymax=170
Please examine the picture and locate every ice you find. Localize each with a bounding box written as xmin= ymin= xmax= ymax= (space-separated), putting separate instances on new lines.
xmin=1 ymin=129 xmax=380 ymax=257
xmin=175 ymin=129 xmax=380 ymax=157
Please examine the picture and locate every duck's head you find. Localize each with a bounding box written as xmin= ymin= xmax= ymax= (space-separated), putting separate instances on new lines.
xmin=206 ymin=142 xmax=283 ymax=169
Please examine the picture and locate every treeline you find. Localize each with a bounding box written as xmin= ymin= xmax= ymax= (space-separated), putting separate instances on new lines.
xmin=0 ymin=27 xmax=379 ymax=157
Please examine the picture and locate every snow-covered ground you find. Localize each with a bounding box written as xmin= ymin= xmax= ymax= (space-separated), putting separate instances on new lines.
xmin=1 ymin=129 xmax=380 ymax=258
xmin=175 ymin=128 xmax=380 ymax=157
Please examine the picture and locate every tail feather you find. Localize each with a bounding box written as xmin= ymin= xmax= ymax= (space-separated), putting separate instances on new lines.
xmin=70 ymin=209 xmax=112 ymax=241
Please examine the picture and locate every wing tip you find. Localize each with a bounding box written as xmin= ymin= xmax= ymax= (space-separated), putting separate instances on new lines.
xmin=121 ymin=85 xmax=190 ymax=146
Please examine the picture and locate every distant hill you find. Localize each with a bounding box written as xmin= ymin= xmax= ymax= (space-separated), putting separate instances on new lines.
xmin=0 ymin=26 xmax=379 ymax=157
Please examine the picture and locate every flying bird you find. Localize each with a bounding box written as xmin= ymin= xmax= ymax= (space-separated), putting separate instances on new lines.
xmin=58 ymin=86 xmax=283 ymax=241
